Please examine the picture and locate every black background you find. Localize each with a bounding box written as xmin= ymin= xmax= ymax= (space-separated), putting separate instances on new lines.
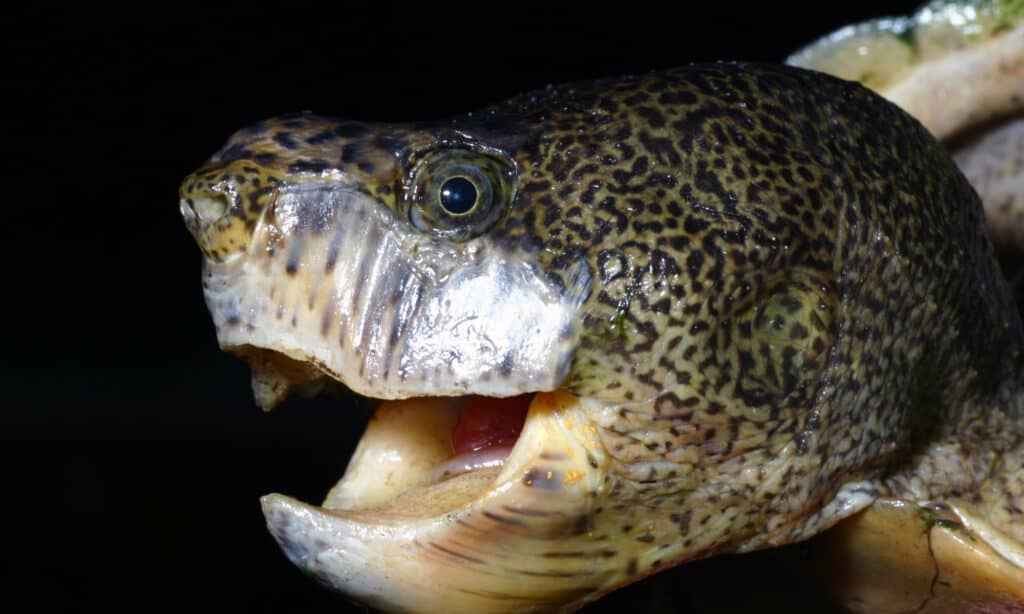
xmin=6 ymin=2 xmax=930 ymax=612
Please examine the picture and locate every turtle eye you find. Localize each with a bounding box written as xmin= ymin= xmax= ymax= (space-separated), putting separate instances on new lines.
xmin=439 ymin=176 xmax=479 ymax=215
xmin=408 ymin=149 xmax=515 ymax=241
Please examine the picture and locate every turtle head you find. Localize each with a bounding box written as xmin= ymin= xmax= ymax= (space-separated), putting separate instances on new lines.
xmin=180 ymin=62 xmax=1024 ymax=612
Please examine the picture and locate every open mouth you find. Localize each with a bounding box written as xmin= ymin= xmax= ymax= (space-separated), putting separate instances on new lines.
xmin=249 ymin=351 xmax=616 ymax=612
xmin=317 ymin=392 xmax=534 ymax=517
xmin=236 ymin=347 xmax=558 ymax=518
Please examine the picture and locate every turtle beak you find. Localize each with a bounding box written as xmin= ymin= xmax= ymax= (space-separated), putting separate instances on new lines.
xmin=260 ymin=391 xmax=632 ymax=612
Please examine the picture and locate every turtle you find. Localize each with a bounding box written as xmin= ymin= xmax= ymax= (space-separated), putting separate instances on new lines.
xmin=177 ymin=2 xmax=1024 ymax=612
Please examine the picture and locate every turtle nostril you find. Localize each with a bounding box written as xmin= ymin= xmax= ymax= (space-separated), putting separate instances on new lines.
xmin=179 ymin=160 xmax=273 ymax=260
xmin=189 ymin=194 xmax=230 ymax=223
xmin=179 ymin=193 xmax=236 ymax=257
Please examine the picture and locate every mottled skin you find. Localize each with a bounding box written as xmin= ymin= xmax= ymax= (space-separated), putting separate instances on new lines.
xmin=181 ymin=63 xmax=1024 ymax=607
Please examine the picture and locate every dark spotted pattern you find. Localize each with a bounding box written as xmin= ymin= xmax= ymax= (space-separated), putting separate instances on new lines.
xmin=478 ymin=65 xmax=1021 ymax=545
xmin=182 ymin=63 xmax=1024 ymax=595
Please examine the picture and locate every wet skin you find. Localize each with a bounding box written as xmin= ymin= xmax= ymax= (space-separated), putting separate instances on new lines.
xmin=180 ymin=63 xmax=1024 ymax=611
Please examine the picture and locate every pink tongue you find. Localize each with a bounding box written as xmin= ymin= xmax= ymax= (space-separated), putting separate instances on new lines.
xmin=451 ymin=395 xmax=532 ymax=456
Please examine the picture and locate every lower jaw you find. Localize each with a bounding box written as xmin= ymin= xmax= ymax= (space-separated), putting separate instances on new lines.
xmin=261 ymin=391 xmax=624 ymax=613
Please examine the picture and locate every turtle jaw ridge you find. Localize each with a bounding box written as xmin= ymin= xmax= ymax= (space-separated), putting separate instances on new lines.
xmin=200 ymin=181 xmax=589 ymax=407
xmin=259 ymin=391 xmax=627 ymax=613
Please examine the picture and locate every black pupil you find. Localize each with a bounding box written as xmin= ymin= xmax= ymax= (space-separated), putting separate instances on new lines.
xmin=439 ymin=176 xmax=477 ymax=214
